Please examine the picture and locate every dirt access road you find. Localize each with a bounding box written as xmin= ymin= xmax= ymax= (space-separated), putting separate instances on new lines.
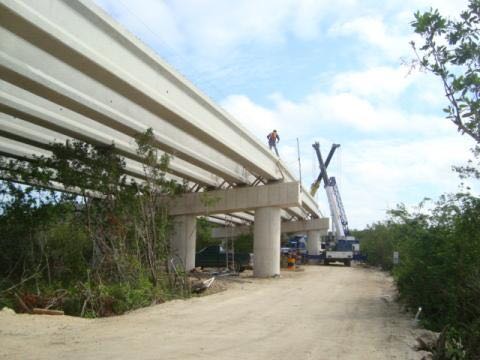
xmin=0 ymin=265 xmax=425 ymax=360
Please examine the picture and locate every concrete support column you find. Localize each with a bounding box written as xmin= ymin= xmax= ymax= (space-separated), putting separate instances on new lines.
xmin=170 ymin=215 xmax=196 ymax=271
xmin=253 ymin=207 xmax=281 ymax=277
xmin=307 ymin=230 xmax=321 ymax=256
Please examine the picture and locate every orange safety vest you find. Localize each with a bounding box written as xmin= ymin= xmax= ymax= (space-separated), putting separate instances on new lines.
xmin=268 ymin=132 xmax=277 ymax=142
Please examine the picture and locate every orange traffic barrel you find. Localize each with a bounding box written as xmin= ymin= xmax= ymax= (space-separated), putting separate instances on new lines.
xmin=287 ymin=256 xmax=296 ymax=270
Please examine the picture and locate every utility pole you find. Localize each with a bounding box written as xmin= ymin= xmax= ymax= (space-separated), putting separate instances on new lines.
xmin=297 ymin=138 xmax=302 ymax=188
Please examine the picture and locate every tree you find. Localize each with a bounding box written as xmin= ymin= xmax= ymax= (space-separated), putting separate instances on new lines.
xmin=411 ymin=0 xmax=480 ymax=144
xmin=0 ymin=129 xmax=190 ymax=317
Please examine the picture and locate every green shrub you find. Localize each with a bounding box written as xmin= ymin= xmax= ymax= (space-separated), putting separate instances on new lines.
xmin=358 ymin=194 xmax=480 ymax=359
xmin=0 ymin=130 xmax=189 ymax=318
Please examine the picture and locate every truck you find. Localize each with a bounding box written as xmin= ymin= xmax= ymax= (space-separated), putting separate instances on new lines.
xmin=322 ymin=234 xmax=360 ymax=266
xmin=281 ymin=235 xmax=307 ymax=255
xmin=310 ymin=142 xmax=360 ymax=266
xmin=195 ymin=245 xmax=251 ymax=272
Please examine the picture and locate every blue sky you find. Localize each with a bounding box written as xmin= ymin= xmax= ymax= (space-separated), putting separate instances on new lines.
xmin=94 ymin=0 xmax=478 ymax=229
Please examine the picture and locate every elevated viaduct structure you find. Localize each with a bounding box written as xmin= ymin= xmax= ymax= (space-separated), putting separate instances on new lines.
xmin=0 ymin=0 xmax=328 ymax=276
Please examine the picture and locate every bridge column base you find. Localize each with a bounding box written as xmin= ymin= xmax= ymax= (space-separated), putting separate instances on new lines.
xmin=253 ymin=207 xmax=281 ymax=277
xmin=170 ymin=215 xmax=196 ymax=271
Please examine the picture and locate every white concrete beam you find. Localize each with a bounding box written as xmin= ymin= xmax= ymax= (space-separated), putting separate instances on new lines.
xmin=229 ymin=212 xmax=255 ymax=223
xmin=301 ymin=192 xmax=321 ymax=218
xmin=0 ymin=128 xmax=305 ymax=222
xmin=211 ymin=225 xmax=252 ymax=239
xmin=0 ymin=82 xmax=224 ymax=187
xmin=0 ymin=2 xmax=270 ymax=182
xmin=211 ymin=218 xmax=329 ymax=239
xmin=0 ymin=52 xmax=253 ymax=184
xmin=169 ymin=182 xmax=300 ymax=216
xmin=281 ymin=218 xmax=329 ymax=233
xmin=0 ymin=136 xmax=187 ymax=187
xmin=203 ymin=217 xmax=228 ymax=226
xmin=205 ymin=214 xmax=246 ymax=226
xmin=0 ymin=0 xmax=290 ymax=180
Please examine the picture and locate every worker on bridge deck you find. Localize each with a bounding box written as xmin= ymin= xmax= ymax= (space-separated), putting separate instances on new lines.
xmin=267 ymin=129 xmax=280 ymax=157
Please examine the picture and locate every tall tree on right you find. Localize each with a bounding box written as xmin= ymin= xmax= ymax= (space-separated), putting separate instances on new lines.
xmin=412 ymin=0 xmax=480 ymax=143
xmin=412 ymin=0 xmax=480 ymax=178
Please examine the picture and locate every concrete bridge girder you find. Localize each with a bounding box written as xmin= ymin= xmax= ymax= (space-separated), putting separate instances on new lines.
xmin=211 ymin=218 xmax=329 ymax=239
xmin=0 ymin=0 xmax=287 ymax=181
xmin=0 ymin=132 xmax=300 ymax=225
xmin=0 ymin=99 xmax=225 ymax=188
xmin=0 ymin=55 xmax=253 ymax=185
xmin=0 ymin=121 xmax=309 ymax=222
xmin=0 ymin=135 xmax=187 ymax=186
xmin=0 ymin=66 xmax=313 ymax=218
xmin=0 ymin=19 xmax=267 ymax=184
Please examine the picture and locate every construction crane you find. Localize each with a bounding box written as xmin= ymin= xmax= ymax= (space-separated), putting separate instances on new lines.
xmin=310 ymin=142 xmax=359 ymax=266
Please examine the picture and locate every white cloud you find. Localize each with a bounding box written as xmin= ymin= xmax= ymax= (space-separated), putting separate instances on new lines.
xmin=221 ymin=95 xmax=278 ymax=136
xmin=95 ymin=0 xmax=343 ymax=56
xmin=95 ymin=0 xmax=185 ymax=51
xmin=331 ymin=66 xmax=417 ymax=100
xmin=329 ymin=65 xmax=450 ymax=117
xmin=169 ymin=0 xmax=293 ymax=53
xmin=403 ymin=0 xmax=469 ymax=18
xmin=96 ymin=0 xmax=471 ymax=63
xmin=328 ymin=16 xmax=414 ymax=60
xmin=321 ymin=136 xmax=479 ymax=228
xmin=222 ymin=87 xmax=452 ymax=139
xmin=327 ymin=0 xmax=470 ymax=61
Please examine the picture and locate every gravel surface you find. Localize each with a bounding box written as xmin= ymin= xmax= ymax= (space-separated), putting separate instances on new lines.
xmin=0 ymin=265 xmax=426 ymax=360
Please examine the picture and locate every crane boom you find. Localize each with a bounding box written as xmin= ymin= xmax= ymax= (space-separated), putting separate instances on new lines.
xmin=312 ymin=142 xmax=349 ymax=239
xmin=328 ymin=177 xmax=349 ymax=236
